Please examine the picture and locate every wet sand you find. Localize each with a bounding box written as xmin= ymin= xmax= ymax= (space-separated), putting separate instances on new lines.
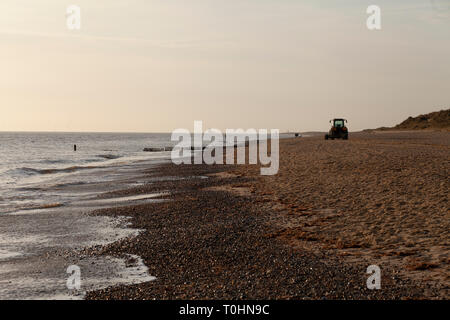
xmin=86 ymin=131 xmax=449 ymax=299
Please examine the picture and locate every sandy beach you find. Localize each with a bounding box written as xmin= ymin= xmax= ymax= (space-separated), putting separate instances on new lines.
xmin=84 ymin=130 xmax=449 ymax=299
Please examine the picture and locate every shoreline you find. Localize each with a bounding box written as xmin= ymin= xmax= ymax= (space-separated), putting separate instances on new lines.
xmin=85 ymin=131 xmax=448 ymax=299
xmin=0 ymin=157 xmax=171 ymax=299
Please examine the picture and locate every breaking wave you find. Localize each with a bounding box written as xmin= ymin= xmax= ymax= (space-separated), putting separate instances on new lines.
xmin=16 ymin=165 xmax=99 ymax=175
xmin=96 ymin=154 xmax=122 ymax=160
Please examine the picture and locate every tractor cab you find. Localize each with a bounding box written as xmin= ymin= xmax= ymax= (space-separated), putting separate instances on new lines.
xmin=325 ymin=118 xmax=348 ymax=140
xmin=333 ymin=119 xmax=345 ymax=128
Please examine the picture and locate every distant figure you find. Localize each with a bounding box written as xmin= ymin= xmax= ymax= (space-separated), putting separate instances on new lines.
xmin=74 ymin=144 xmax=77 ymax=152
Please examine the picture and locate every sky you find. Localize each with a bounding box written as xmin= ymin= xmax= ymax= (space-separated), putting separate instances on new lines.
xmin=0 ymin=0 xmax=449 ymax=132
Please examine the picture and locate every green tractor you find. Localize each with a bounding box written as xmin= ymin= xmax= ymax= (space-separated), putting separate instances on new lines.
xmin=325 ymin=118 xmax=348 ymax=140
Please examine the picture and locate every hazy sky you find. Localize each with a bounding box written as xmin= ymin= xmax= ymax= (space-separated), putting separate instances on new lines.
xmin=1 ymin=0 xmax=449 ymax=132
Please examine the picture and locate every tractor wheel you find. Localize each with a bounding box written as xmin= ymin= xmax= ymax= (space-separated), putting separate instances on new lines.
xmin=325 ymin=134 xmax=329 ymax=140
xmin=344 ymin=135 xmax=348 ymax=140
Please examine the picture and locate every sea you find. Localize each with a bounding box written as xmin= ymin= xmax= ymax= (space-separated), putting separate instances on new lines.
xmin=0 ymin=132 xmax=175 ymax=299
xmin=0 ymin=132 xmax=174 ymax=214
